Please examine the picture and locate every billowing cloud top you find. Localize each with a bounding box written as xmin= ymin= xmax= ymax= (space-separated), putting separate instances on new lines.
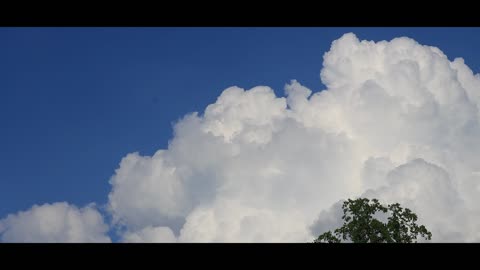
xmin=3 ymin=33 xmax=480 ymax=242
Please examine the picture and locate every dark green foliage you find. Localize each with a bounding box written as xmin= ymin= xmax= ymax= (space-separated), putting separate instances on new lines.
xmin=314 ymin=198 xmax=432 ymax=243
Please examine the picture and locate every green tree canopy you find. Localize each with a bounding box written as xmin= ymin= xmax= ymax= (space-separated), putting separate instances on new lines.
xmin=314 ymin=198 xmax=432 ymax=243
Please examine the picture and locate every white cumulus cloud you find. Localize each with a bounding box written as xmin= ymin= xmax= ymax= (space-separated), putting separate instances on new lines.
xmin=106 ymin=33 xmax=480 ymax=242
xmin=0 ymin=202 xmax=111 ymax=243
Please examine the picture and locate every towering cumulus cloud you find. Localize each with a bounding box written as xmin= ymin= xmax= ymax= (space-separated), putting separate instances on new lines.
xmin=2 ymin=33 xmax=480 ymax=242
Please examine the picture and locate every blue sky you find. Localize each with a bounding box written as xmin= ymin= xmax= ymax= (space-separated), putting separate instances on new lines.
xmin=1 ymin=27 xmax=480 ymax=223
